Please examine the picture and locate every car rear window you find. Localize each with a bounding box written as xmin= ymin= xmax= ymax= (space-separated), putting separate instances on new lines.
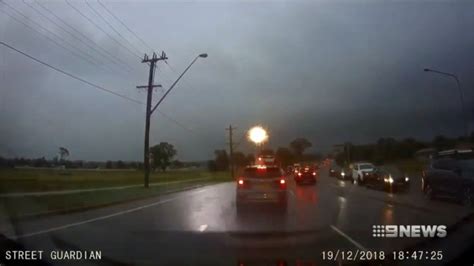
xmin=244 ymin=167 xmax=281 ymax=178
xmin=359 ymin=164 xmax=373 ymax=170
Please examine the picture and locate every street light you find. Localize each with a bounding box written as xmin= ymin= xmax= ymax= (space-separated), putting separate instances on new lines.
xmin=424 ymin=68 xmax=468 ymax=138
xmin=248 ymin=126 xmax=268 ymax=145
xmin=150 ymin=53 xmax=208 ymax=114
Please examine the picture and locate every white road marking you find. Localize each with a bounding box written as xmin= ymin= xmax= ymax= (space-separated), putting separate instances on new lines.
xmin=7 ymin=189 xmax=207 ymax=240
xmin=199 ymin=224 xmax=208 ymax=232
xmin=330 ymin=225 xmax=367 ymax=251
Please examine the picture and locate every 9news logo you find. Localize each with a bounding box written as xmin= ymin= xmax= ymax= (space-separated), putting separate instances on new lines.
xmin=372 ymin=225 xmax=447 ymax=238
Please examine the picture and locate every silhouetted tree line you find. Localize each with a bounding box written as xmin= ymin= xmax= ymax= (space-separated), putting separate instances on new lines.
xmin=208 ymin=137 xmax=320 ymax=170
xmin=208 ymin=150 xmax=256 ymax=171
xmin=334 ymin=133 xmax=474 ymax=166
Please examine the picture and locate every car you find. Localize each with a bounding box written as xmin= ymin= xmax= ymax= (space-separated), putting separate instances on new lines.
xmin=256 ymin=155 xmax=276 ymax=165
xmin=339 ymin=165 xmax=353 ymax=181
xmin=364 ymin=167 xmax=410 ymax=192
xmin=293 ymin=163 xmax=301 ymax=174
xmin=236 ymin=165 xmax=288 ymax=210
xmin=436 ymin=148 xmax=473 ymax=159
xmin=351 ymin=162 xmax=376 ymax=185
xmin=328 ymin=162 xmax=341 ymax=177
xmin=422 ymin=152 xmax=474 ymax=207
xmin=295 ymin=165 xmax=317 ymax=185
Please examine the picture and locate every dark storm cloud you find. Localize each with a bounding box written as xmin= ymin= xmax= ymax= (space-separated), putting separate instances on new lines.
xmin=1 ymin=0 xmax=473 ymax=160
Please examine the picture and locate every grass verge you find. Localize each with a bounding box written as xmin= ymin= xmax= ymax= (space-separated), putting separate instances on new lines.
xmin=0 ymin=169 xmax=232 ymax=219
xmin=0 ymin=168 xmax=230 ymax=193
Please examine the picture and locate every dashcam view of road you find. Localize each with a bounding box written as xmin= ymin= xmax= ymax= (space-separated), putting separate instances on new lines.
xmin=1 ymin=1 xmax=474 ymax=266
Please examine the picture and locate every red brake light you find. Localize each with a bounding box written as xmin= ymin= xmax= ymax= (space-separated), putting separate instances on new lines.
xmin=297 ymin=172 xmax=302 ymax=176
xmin=313 ymin=172 xmax=316 ymax=176
xmin=238 ymin=179 xmax=244 ymax=185
xmin=280 ymin=179 xmax=286 ymax=184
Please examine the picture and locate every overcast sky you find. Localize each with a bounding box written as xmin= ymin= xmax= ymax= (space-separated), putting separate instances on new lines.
xmin=1 ymin=0 xmax=473 ymax=161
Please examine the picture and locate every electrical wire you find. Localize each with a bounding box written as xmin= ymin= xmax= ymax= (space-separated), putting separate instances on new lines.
xmin=1 ymin=41 xmax=208 ymax=139
xmin=21 ymin=0 xmax=122 ymax=74
xmin=0 ymin=41 xmax=143 ymax=104
xmin=85 ymin=1 xmax=144 ymax=57
xmin=64 ymin=0 xmax=143 ymax=61
xmin=2 ymin=1 xmax=102 ymax=66
xmin=97 ymin=0 xmax=154 ymax=52
xmin=0 ymin=6 xmax=99 ymax=67
xmin=35 ymin=0 xmax=134 ymax=72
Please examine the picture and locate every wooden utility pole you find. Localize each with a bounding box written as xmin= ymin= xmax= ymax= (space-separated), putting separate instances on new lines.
xmin=226 ymin=125 xmax=236 ymax=180
xmin=137 ymin=52 xmax=167 ymax=188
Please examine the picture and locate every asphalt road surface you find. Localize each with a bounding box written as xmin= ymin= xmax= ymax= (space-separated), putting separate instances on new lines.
xmin=1 ymin=166 xmax=473 ymax=266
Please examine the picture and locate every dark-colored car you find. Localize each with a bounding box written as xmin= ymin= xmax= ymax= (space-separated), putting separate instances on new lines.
xmin=339 ymin=165 xmax=353 ymax=181
xmin=422 ymin=157 xmax=474 ymax=206
xmin=365 ymin=167 xmax=410 ymax=192
xmin=236 ymin=165 xmax=288 ymax=209
xmin=328 ymin=162 xmax=341 ymax=177
xmin=295 ymin=165 xmax=317 ymax=185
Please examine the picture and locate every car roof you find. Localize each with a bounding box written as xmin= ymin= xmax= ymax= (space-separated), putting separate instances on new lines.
xmin=246 ymin=165 xmax=279 ymax=169
xmin=437 ymin=149 xmax=473 ymax=156
xmin=435 ymin=149 xmax=474 ymax=160
xmin=354 ymin=162 xmax=373 ymax=165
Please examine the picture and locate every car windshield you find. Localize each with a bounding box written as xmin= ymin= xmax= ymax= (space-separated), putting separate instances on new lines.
xmin=359 ymin=164 xmax=374 ymax=170
xmin=2 ymin=0 xmax=474 ymax=265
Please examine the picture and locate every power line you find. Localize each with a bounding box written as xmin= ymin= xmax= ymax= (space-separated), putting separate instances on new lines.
xmin=84 ymin=1 xmax=144 ymax=57
xmin=34 ymin=0 xmax=134 ymax=72
xmin=64 ymin=0 xmax=143 ymax=60
xmin=20 ymin=0 xmax=121 ymax=74
xmin=24 ymin=0 xmax=130 ymax=73
xmin=0 ymin=41 xmax=143 ymax=104
xmin=1 ymin=40 xmax=204 ymax=137
xmin=0 ymin=5 xmax=99 ymax=67
xmin=2 ymin=0 xmax=104 ymax=67
xmin=93 ymin=0 xmax=185 ymax=88
xmin=2 ymin=41 xmax=214 ymax=158
xmin=92 ymin=0 xmax=184 ymax=88
xmin=233 ymin=131 xmax=249 ymax=150
xmin=155 ymin=110 xmax=205 ymax=137
xmin=97 ymin=0 xmax=154 ymax=52
xmin=163 ymin=59 xmax=205 ymax=101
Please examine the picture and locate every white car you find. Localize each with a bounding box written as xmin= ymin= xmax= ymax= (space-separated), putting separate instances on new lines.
xmin=351 ymin=162 xmax=375 ymax=185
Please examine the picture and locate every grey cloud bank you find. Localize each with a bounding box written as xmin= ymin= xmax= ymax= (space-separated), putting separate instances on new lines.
xmin=1 ymin=1 xmax=473 ymax=161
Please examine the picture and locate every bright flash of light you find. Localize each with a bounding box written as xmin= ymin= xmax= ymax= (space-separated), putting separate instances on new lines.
xmin=248 ymin=126 xmax=268 ymax=144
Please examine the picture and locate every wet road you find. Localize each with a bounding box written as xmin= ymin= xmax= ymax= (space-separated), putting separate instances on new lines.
xmin=1 ymin=166 xmax=473 ymax=265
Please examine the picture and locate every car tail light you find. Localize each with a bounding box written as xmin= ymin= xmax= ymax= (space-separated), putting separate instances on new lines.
xmin=313 ymin=172 xmax=316 ymax=176
xmin=238 ymin=179 xmax=244 ymax=185
xmin=297 ymin=172 xmax=302 ymax=176
xmin=279 ymin=178 xmax=286 ymax=189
